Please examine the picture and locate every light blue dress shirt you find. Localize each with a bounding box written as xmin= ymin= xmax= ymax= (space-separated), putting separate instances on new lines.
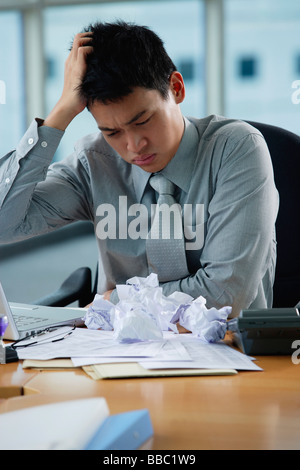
xmin=0 ymin=115 xmax=279 ymax=317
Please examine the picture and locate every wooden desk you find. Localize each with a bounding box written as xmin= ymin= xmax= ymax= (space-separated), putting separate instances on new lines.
xmin=1 ymin=355 xmax=299 ymax=450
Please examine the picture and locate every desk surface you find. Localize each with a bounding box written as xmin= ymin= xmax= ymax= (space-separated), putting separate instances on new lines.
xmin=1 ymin=354 xmax=299 ymax=450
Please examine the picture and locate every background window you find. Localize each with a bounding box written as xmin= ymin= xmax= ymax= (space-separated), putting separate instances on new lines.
xmin=0 ymin=11 xmax=25 ymax=157
xmin=238 ymin=57 xmax=258 ymax=79
xmin=43 ymin=0 xmax=205 ymax=162
xmin=178 ymin=59 xmax=197 ymax=82
xmin=296 ymin=54 xmax=300 ymax=75
xmin=224 ymin=0 xmax=300 ymax=135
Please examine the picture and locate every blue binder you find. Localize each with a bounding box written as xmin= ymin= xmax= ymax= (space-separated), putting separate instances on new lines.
xmin=85 ymin=409 xmax=153 ymax=450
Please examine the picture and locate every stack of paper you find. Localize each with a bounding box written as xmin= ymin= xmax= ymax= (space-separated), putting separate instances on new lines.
xmin=18 ymin=328 xmax=262 ymax=378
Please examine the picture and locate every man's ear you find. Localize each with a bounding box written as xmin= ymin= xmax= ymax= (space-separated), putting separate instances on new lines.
xmin=169 ymin=71 xmax=185 ymax=103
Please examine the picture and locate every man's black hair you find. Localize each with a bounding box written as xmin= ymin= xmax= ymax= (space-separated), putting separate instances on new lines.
xmin=78 ymin=20 xmax=177 ymax=105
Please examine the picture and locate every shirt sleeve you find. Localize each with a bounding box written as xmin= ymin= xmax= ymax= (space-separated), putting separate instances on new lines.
xmin=160 ymin=131 xmax=279 ymax=317
xmin=0 ymin=120 xmax=91 ymax=244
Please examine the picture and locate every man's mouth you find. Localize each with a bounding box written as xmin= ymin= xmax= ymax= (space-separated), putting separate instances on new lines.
xmin=133 ymin=154 xmax=156 ymax=166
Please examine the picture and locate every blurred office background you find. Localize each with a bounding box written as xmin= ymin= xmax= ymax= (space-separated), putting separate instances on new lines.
xmin=0 ymin=0 xmax=299 ymax=302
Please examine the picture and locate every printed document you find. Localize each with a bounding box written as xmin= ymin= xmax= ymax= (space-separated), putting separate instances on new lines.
xmin=16 ymin=328 xmax=262 ymax=371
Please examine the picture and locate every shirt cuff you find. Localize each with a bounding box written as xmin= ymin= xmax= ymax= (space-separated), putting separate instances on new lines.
xmin=16 ymin=119 xmax=64 ymax=162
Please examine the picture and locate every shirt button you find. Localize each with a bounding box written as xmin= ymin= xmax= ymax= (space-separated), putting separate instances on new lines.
xmin=28 ymin=138 xmax=34 ymax=145
xmin=41 ymin=141 xmax=48 ymax=148
xmin=5 ymin=177 xmax=10 ymax=184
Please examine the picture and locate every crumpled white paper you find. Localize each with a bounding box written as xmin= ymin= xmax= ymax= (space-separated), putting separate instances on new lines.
xmin=84 ymin=273 xmax=231 ymax=343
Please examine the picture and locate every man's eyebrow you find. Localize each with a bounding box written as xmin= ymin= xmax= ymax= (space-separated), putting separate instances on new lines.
xmin=98 ymin=110 xmax=147 ymax=132
xmin=98 ymin=125 xmax=115 ymax=132
xmin=125 ymin=110 xmax=147 ymax=125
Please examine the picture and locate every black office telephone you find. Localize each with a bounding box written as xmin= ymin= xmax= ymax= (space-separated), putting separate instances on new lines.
xmin=227 ymin=306 xmax=300 ymax=355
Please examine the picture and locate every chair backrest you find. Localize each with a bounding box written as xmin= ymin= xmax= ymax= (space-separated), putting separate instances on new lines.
xmin=246 ymin=121 xmax=300 ymax=307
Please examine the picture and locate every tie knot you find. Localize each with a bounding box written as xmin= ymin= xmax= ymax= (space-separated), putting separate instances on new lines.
xmin=149 ymin=174 xmax=175 ymax=196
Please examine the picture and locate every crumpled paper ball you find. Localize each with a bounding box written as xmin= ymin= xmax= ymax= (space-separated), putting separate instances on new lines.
xmin=84 ymin=273 xmax=231 ymax=343
xmin=113 ymin=303 xmax=163 ymax=342
xmin=177 ymin=295 xmax=231 ymax=343
xmin=84 ymin=295 xmax=114 ymax=331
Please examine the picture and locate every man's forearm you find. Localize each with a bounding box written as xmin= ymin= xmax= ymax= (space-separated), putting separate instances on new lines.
xmin=0 ymin=121 xmax=64 ymax=243
xmin=43 ymin=99 xmax=79 ymax=131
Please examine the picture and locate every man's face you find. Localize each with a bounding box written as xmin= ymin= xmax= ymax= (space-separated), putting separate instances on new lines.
xmin=89 ymin=81 xmax=185 ymax=173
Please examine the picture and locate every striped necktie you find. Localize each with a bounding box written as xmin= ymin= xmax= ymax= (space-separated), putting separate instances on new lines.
xmin=146 ymin=173 xmax=189 ymax=282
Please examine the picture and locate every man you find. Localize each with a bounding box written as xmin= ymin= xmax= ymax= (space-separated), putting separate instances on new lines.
xmin=0 ymin=21 xmax=279 ymax=317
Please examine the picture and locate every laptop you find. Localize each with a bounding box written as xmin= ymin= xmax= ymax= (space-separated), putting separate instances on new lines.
xmin=0 ymin=282 xmax=85 ymax=341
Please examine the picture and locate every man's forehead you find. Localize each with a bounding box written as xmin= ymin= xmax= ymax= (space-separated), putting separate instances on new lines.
xmin=97 ymin=109 xmax=147 ymax=132
xmin=92 ymin=88 xmax=161 ymax=130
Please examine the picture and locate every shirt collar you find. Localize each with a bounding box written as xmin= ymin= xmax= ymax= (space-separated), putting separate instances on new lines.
xmin=132 ymin=165 xmax=152 ymax=202
xmin=160 ymin=117 xmax=199 ymax=192
xmin=132 ymin=117 xmax=199 ymax=201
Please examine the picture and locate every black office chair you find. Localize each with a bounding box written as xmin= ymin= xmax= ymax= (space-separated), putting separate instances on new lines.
xmin=33 ymin=121 xmax=300 ymax=308
xmin=246 ymin=121 xmax=300 ymax=307
xmin=33 ymin=265 xmax=95 ymax=308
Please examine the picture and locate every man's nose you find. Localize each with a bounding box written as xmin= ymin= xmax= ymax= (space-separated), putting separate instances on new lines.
xmin=126 ymin=131 xmax=147 ymax=153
